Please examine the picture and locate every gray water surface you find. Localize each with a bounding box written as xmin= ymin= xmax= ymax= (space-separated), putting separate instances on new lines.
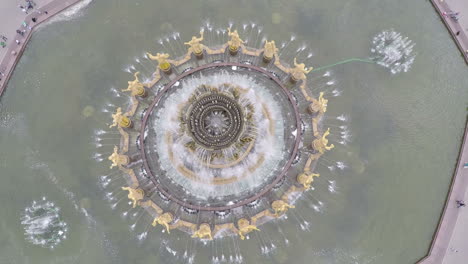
xmin=1 ymin=0 xmax=467 ymax=263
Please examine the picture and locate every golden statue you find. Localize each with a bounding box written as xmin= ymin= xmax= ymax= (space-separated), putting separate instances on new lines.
xmin=122 ymin=72 xmax=146 ymax=97
xmin=312 ymin=128 xmax=335 ymax=154
xmin=227 ymin=28 xmax=244 ymax=53
xmin=297 ymin=172 xmax=320 ymax=189
xmin=152 ymin=212 xmax=174 ymax=233
xmin=192 ymin=223 xmax=213 ymax=240
xmin=271 ymin=200 xmax=295 ymax=217
xmin=185 ymin=31 xmax=205 ymax=56
xmin=310 ymin=92 xmax=328 ymax=114
xmin=290 ymin=58 xmax=313 ymax=82
xmin=121 ymin=186 xmax=144 ymax=208
xmin=237 ymin=218 xmax=259 ymax=240
xmin=108 ymin=146 xmax=130 ymax=169
xmin=146 ymin=52 xmax=171 ymax=72
xmin=263 ymin=40 xmax=278 ymax=62
xmin=109 ymin=107 xmax=132 ymax=128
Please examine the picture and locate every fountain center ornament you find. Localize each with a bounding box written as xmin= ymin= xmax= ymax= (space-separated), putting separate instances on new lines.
xmin=104 ymin=27 xmax=336 ymax=242
xmin=187 ymin=91 xmax=244 ymax=150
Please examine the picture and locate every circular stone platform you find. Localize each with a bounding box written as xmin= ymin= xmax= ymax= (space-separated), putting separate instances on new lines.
xmin=141 ymin=63 xmax=301 ymax=210
xmin=106 ymin=30 xmax=333 ymax=240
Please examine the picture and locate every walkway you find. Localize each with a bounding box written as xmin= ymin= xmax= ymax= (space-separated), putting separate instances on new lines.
xmin=0 ymin=0 xmax=82 ymax=97
xmin=418 ymin=117 xmax=468 ymax=264
xmin=417 ymin=2 xmax=468 ymax=263
xmin=429 ymin=0 xmax=468 ymax=64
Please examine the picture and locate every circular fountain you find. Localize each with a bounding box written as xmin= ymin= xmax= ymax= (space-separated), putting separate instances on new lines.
xmin=371 ymin=29 xmax=416 ymax=74
xmin=143 ymin=64 xmax=301 ymax=208
xmin=105 ymin=29 xmax=335 ymax=241
xmin=21 ymin=197 xmax=68 ymax=249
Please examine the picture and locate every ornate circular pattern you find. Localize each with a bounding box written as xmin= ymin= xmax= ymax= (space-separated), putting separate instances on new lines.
xmin=106 ymin=29 xmax=334 ymax=242
xmin=141 ymin=63 xmax=301 ymax=210
xmin=187 ymin=92 xmax=244 ymax=150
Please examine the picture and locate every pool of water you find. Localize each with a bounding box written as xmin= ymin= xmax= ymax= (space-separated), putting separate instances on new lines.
xmin=0 ymin=0 xmax=467 ymax=263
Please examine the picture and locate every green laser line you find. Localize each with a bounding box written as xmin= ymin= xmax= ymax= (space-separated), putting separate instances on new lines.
xmin=311 ymin=58 xmax=375 ymax=72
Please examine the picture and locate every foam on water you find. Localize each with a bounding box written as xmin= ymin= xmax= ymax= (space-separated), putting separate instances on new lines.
xmin=37 ymin=0 xmax=94 ymax=29
xmin=52 ymin=0 xmax=94 ymax=21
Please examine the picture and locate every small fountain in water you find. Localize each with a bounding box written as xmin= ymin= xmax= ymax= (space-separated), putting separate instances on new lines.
xmin=310 ymin=29 xmax=416 ymax=75
xmin=21 ymin=197 xmax=68 ymax=249
xmin=371 ymin=29 xmax=416 ymax=74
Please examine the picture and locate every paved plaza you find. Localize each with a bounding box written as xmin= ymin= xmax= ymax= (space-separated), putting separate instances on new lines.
xmin=431 ymin=0 xmax=468 ymax=63
xmin=0 ymin=0 xmax=81 ymax=96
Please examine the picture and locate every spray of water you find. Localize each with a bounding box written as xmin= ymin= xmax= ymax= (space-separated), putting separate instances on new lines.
xmin=21 ymin=197 xmax=68 ymax=249
xmin=371 ymin=29 xmax=416 ymax=74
